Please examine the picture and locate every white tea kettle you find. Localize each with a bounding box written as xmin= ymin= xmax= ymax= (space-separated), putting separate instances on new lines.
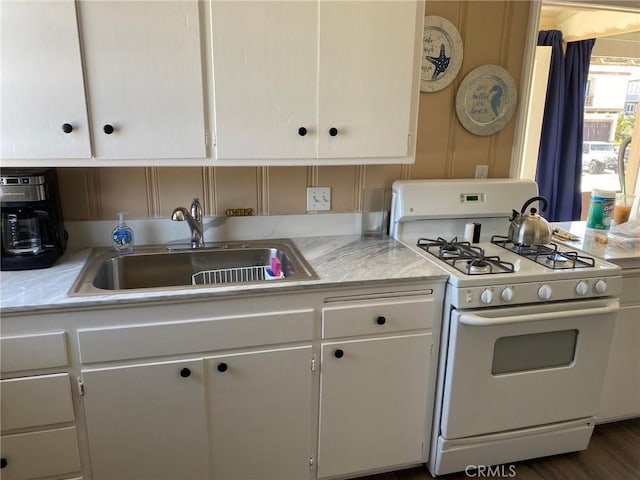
xmin=508 ymin=196 xmax=552 ymax=245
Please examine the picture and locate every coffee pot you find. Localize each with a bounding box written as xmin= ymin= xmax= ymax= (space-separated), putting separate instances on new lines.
xmin=0 ymin=169 xmax=67 ymax=270
xmin=2 ymin=208 xmax=45 ymax=255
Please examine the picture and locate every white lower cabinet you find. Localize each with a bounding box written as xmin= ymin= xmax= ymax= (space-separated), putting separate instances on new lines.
xmin=206 ymin=346 xmax=314 ymax=480
xmin=317 ymin=333 xmax=432 ymax=479
xmin=2 ymin=284 xmax=444 ymax=480
xmin=82 ymin=358 xmax=209 ymax=480
xmin=598 ymin=268 xmax=640 ymax=422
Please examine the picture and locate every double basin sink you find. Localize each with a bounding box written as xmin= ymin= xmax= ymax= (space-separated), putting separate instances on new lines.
xmin=70 ymin=239 xmax=318 ymax=295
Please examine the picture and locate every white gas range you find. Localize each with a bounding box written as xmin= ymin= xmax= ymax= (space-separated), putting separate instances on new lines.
xmin=390 ymin=179 xmax=622 ymax=476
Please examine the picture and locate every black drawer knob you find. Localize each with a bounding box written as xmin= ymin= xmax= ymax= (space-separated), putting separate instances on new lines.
xmin=103 ymin=124 xmax=115 ymax=135
xmin=376 ymin=316 xmax=386 ymax=325
xmin=298 ymin=127 xmax=307 ymax=136
xmin=62 ymin=123 xmax=73 ymax=134
xmin=1 ymin=458 xmax=7 ymax=469
xmin=180 ymin=367 xmax=191 ymax=378
xmin=329 ymin=127 xmax=338 ymax=137
xmin=334 ymin=349 xmax=344 ymax=359
xmin=217 ymin=362 xmax=228 ymax=373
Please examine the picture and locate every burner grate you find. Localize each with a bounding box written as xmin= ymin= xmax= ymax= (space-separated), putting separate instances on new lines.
xmin=417 ymin=237 xmax=515 ymax=275
xmin=491 ymin=235 xmax=595 ymax=269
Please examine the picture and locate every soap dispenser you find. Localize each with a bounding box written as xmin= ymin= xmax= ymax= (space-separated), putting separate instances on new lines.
xmin=112 ymin=212 xmax=134 ymax=254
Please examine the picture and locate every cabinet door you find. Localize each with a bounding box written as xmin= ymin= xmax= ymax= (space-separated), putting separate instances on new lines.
xmin=207 ymin=346 xmax=314 ymax=480
xmin=82 ymin=358 xmax=209 ymax=480
xmin=318 ymin=1 xmax=419 ymax=159
xmin=0 ymin=0 xmax=91 ymax=159
xmin=598 ymin=304 xmax=640 ymax=421
xmin=210 ymin=1 xmax=318 ymax=159
xmin=78 ymin=1 xmax=205 ymax=159
xmin=318 ymin=333 xmax=432 ymax=479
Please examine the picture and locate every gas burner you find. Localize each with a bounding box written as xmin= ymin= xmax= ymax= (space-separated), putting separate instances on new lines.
xmin=546 ymin=254 xmax=569 ymax=266
xmin=467 ymin=259 xmax=490 ymax=274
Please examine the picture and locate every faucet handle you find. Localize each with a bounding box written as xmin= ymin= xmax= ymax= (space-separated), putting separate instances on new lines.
xmin=190 ymin=198 xmax=202 ymax=220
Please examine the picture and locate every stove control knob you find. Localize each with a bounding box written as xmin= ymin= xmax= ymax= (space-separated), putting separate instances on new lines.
xmin=594 ymin=279 xmax=608 ymax=295
xmin=576 ymin=281 xmax=589 ymax=296
xmin=480 ymin=289 xmax=493 ymax=304
xmin=501 ymin=287 xmax=514 ymax=302
xmin=538 ymin=284 xmax=553 ymax=301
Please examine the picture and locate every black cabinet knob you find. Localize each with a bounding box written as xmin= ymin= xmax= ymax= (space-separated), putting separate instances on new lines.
xmin=298 ymin=127 xmax=307 ymax=137
xmin=103 ymin=124 xmax=115 ymax=135
xmin=329 ymin=127 xmax=338 ymax=137
xmin=334 ymin=349 xmax=344 ymax=359
xmin=217 ymin=362 xmax=228 ymax=373
xmin=62 ymin=123 xmax=73 ymax=134
xmin=376 ymin=316 xmax=386 ymax=325
xmin=0 ymin=458 xmax=7 ymax=469
xmin=180 ymin=367 xmax=191 ymax=378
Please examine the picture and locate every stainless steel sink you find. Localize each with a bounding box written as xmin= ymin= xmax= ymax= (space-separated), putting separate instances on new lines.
xmin=69 ymin=239 xmax=318 ymax=295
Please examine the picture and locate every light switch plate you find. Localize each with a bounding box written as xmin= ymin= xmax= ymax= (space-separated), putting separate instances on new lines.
xmin=475 ymin=165 xmax=489 ymax=179
xmin=307 ymin=187 xmax=331 ymax=211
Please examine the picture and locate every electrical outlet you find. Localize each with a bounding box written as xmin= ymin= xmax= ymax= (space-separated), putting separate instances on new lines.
xmin=475 ymin=165 xmax=489 ymax=179
xmin=307 ymin=187 xmax=331 ymax=211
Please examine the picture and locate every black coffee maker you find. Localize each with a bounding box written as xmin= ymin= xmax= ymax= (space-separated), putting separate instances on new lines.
xmin=1 ymin=168 xmax=68 ymax=270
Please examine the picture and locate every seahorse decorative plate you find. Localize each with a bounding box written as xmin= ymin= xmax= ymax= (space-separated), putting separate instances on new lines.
xmin=421 ymin=15 xmax=463 ymax=92
xmin=455 ymin=64 xmax=517 ymax=136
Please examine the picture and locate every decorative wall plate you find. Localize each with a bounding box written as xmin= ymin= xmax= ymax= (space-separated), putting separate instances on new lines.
xmin=455 ymin=64 xmax=517 ymax=136
xmin=421 ymin=15 xmax=463 ymax=93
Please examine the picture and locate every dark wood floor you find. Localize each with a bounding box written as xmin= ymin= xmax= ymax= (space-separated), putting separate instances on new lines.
xmin=363 ymin=418 xmax=640 ymax=480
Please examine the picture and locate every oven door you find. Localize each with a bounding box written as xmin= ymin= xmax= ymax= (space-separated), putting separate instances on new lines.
xmin=440 ymin=298 xmax=618 ymax=440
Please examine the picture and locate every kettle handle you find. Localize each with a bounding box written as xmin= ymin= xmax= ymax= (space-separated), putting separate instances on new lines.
xmin=521 ymin=196 xmax=548 ymax=214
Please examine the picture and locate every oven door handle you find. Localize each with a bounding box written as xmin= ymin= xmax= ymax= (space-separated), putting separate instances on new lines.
xmin=458 ymin=299 xmax=619 ymax=326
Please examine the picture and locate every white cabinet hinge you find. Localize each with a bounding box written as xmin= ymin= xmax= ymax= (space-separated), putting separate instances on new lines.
xmin=77 ymin=377 xmax=85 ymax=396
xmin=430 ymin=343 xmax=434 ymax=356
xmin=311 ymin=355 xmax=316 ymax=372
xmin=309 ymin=457 xmax=314 ymax=469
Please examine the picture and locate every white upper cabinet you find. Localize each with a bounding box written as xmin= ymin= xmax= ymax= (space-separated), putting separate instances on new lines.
xmin=1 ymin=0 xmax=206 ymax=164
xmin=210 ymin=1 xmax=318 ymax=160
xmin=0 ymin=0 xmax=91 ymax=160
xmin=317 ymin=1 xmax=419 ymax=159
xmin=78 ymin=0 xmax=206 ymax=159
xmin=210 ymin=0 xmax=423 ymax=165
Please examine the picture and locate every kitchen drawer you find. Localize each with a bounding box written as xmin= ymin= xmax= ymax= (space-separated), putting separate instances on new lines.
xmin=78 ymin=309 xmax=315 ymax=363
xmin=322 ymin=296 xmax=434 ymax=339
xmin=1 ymin=373 xmax=75 ymax=432
xmin=0 ymin=427 xmax=81 ymax=480
xmin=0 ymin=332 xmax=68 ymax=373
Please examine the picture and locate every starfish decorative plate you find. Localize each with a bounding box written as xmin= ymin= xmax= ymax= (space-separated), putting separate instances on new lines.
xmin=421 ymin=15 xmax=463 ymax=93
xmin=455 ymin=64 xmax=518 ymax=136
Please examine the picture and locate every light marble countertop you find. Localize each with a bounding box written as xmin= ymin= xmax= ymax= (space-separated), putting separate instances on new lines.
xmin=553 ymin=221 xmax=640 ymax=270
xmin=0 ymin=235 xmax=448 ymax=314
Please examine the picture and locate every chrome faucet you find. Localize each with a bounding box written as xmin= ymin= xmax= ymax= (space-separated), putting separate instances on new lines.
xmin=171 ymin=198 xmax=204 ymax=248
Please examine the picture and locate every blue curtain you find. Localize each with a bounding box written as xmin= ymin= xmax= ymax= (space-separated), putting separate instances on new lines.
xmin=536 ymin=31 xmax=595 ymax=221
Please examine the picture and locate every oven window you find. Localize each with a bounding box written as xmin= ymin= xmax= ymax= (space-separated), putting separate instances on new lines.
xmin=492 ymin=330 xmax=578 ymax=375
